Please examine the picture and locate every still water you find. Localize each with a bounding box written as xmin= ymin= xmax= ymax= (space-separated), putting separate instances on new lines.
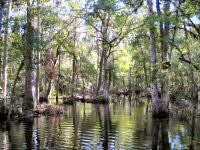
xmin=0 ymin=101 xmax=200 ymax=150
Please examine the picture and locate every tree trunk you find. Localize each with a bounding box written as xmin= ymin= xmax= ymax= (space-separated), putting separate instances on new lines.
xmin=108 ymin=65 xmax=112 ymax=90
xmin=35 ymin=0 xmax=40 ymax=103
xmin=160 ymin=0 xmax=170 ymax=117
xmin=156 ymin=0 xmax=170 ymax=117
xmin=142 ymin=51 xmax=148 ymax=89
xmin=103 ymin=44 xmax=109 ymax=102
xmin=3 ymin=0 xmax=12 ymax=99
xmin=96 ymin=33 xmax=100 ymax=93
xmin=96 ymin=48 xmax=104 ymax=96
xmin=56 ymin=48 xmax=61 ymax=104
xmin=128 ymin=66 xmax=132 ymax=102
xmin=71 ymin=54 xmax=76 ymax=100
xmin=147 ymin=0 xmax=160 ymax=117
xmin=23 ymin=0 xmax=36 ymax=112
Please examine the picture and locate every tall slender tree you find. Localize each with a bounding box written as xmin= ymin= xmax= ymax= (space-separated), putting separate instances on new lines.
xmin=35 ymin=0 xmax=40 ymax=103
xmin=3 ymin=0 xmax=12 ymax=99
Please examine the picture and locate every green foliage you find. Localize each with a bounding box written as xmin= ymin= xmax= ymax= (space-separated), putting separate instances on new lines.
xmin=0 ymin=0 xmax=199 ymax=102
xmin=79 ymin=56 xmax=97 ymax=81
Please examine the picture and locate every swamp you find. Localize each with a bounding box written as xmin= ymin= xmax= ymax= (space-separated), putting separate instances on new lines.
xmin=0 ymin=0 xmax=200 ymax=149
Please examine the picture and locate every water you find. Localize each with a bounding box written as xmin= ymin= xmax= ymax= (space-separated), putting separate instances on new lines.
xmin=0 ymin=101 xmax=200 ymax=150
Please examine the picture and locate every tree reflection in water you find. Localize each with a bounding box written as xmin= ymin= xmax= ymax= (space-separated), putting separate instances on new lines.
xmin=0 ymin=102 xmax=200 ymax=149
xmin=24 ymin=118 xmax=34 ymax=149
xmin=152 ymin=119 xmax=170 ymax=150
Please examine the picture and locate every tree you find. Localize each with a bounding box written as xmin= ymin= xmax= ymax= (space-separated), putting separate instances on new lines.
xmin=147 ymin=0 xmax=160 ymax=117
xmin=3 ymin=0 xmax=12 ymax=99
xmin=35 ymin=0 xmax=40 ymax=103
xmin=22 ymin=0 xmax=36 ymax=112
xmin=85 ymin=0 xmax=136 ymax=101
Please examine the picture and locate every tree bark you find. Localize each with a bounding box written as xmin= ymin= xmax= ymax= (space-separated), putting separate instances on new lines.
xmin=128 ymin=66 xmax=132 ymax=102
xmin=71 ymin=26 xmax=77 ymax=101
xmin=56 ymin=48 xmax=61 ymax=104
xmin=35 ymin=0 xmax=40 ymax=103
xmin=71 ymin=54 xmax=76 ymax=101
xmin=157 ymin=0 xmax=170 ymax=117
xmin=96 ymin=48 xmax=104 ymax=95
xmin=23 ymin=0 xmax=36 ymax=112
xmin=108 ymin=65 xmax=112 ymax=90
xmin=103 ymin=51 xmax=109 ymax=101
xmin=147 ymin=0 xmax=160 ymax=117
xmin=3 ymin=0 xmax=12 ymax=99
xmin=161 ymin=0 xmax=170 ymax=116
xmin=96 ymin=35 xmax=100 ymax=94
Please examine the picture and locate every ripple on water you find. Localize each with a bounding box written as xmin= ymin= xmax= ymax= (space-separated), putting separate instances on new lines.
xmin=0 ymin=102 xmax=200 ymax=149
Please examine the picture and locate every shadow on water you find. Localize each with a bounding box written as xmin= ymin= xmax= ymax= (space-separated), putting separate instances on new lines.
xmin=0 ymin=101 xmax=200 ymax=149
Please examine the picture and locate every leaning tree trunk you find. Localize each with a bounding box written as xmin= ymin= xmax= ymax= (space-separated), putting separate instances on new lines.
xmin=3 ymin=0 xmax=12 ymax=99
xmin=147 ymin=0 xmax=160 ymax=117
xmin=23 ymin=0 xmax=36 ymax=112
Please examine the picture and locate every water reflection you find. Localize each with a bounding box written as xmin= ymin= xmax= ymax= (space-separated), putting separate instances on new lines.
xmin=0 ymin=101 xmax=200 ymax=149
xmin=152 ymin=119 xmax=170 ymax=150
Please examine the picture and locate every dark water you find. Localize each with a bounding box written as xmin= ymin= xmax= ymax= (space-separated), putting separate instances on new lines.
xmin=0 ymin=101 xmax=200 ymax=150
